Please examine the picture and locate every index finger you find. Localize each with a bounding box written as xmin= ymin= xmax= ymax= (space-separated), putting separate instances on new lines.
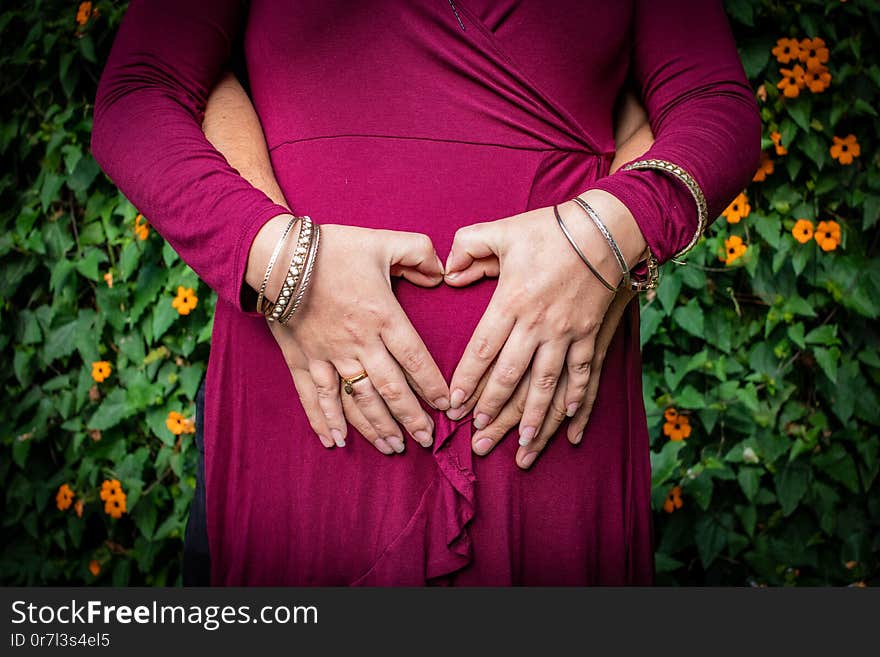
xmin=381 ymin=305 xmax=450 ymax=411
xmin=448 ymin=293 xmax=514 ymax=413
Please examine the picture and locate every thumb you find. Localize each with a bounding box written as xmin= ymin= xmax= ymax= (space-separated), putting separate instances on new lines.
xmin=444 ymin=222 xmax=502 ymax=278
xmin=386 ymin=231 xmax=444 ymax=287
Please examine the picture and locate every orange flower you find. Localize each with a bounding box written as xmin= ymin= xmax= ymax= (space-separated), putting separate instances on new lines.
xmin=753 ymin=153 xmax=774 ymax=182
xmin=770 ymin=131 xmax=788 ymax=156
xmin=99 ymin=479 xmax=122 ymax=502
xmin=777 ymin=65 xmax=805 ymax=98
xmin=76 ymin=2 xmax=92 ymax=26
xmin=798 ymin=37 xmax=830 ymax=71
xmin=722 ymin=192 xmax=751 ymax=224
xmin=664 ymin=407 xmax=679 ymax=422
xmin=722 ymin=235 xmax=748 ymax=266
xmin=772 ymin=37 xmax=801 ymax=64
xmin=74 ymin=500 xmax=84 ymax=518
xmin=830 ymin=134 xmax=860 ymax=165
xmin=100 ymin=479 xmax=127 ymax=519
xmin=103 ymin=271 xmax=113 ymax=288
xmin=663 ymin=414 xmax=692 ymax=441
xmin=134 ymin=213 xmax=150 ymax=241
xmin=56 ymin=484 xmax=74 ymax=511
xmin=166 ymin=411 xmax=195 ymax=435
xmin=663 ymin=486 xmax=683 ymax=513
xmin=804 ymin=64 xmax=832 ymax=93
xmin=89 ymin=559 xmax=101 ymax=577
xmin=172 ymin=286 xmax=198 ymax=315
xmin=792 ymin=219 xmax=814 ymax=244
xmin=814 ymin=220 xmax=841 ymax=252
xmin=91 ymin=361 xmax=112 ymax=383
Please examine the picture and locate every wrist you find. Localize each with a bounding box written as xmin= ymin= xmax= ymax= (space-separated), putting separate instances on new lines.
xmin=573 ymin=189 xmax=648 ymax=268
xmin=245 ymin=213 xmax=302 ymax=306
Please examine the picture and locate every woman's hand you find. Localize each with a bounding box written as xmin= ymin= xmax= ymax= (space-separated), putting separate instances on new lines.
xmin=443 ymin=89 xmax=655 ymax=468
xmin=266 ymin=224 xmax=450 ymax=454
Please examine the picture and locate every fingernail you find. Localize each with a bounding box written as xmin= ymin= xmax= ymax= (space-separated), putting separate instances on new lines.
xmin=474 ymin=437 xmax=494 ymax=455
xmin=450 ymin=388 xmax=466 ymax=409
xmin=473 ymin=412 xmax=491 ymax=430
xmin=445 ymin=271 xmax=459 ymax=281
xmin=434 ymin=396 xmax=450 ymax=411
xmin=520 ymin=451 xmax=538 ymax=468
xmin=573 ymin=430 xmax=583 ymax=445
xmin=373 ymin=438 xmax=394 ymax=455
xmin=331 ymin=429 xmax=346 ymax=447
xmin=566 ymin=402 xmax=579 ymax=417
xmin=386 ymin=436 xmax=405 ymax=453
xmin=518 ymin=426 xmax=536 ymax=446
xmin=446 ymin=406 xmax=467 ymax=420
xmin=318 ymin=434 xmax=333 ymax=448
xmin=414 ymin=430 xmax=433 ymax=448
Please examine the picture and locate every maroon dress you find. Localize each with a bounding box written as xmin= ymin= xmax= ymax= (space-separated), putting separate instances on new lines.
xmin=92 ymin=0 xmax=761 ymax=585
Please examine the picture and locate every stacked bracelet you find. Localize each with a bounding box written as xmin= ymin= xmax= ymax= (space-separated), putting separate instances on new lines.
xmin=571 ymin=196 xmax=631 ymax=290
xmin=256 ymin=214 xmax=321 ymax=324
xmin=255 ymin=215 xmax=299 ymax=316
xmin=553 ymin=204 xmax=617 ymax=292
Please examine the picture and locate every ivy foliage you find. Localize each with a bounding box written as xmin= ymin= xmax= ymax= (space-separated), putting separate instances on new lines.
xmin=0 ymin=1 xmax=877 ymax=585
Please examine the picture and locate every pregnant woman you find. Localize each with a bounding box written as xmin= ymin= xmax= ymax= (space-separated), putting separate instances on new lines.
xmin=92 ymin=0 xmax=761 ymax=585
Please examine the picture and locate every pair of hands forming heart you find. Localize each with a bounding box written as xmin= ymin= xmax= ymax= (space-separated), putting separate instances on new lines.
xmin=207 ymin=71 xmax=653 ymax=470
xmin=268 ymin=189 xmax=640 ymax=470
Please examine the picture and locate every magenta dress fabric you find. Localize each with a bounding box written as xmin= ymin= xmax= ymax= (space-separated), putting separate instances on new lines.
xmin=92 ymin=0 xmax=761 ymax=585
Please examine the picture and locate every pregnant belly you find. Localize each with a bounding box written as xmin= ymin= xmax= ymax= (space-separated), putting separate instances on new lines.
xmin=271 ymin=135 xmax=550 ymax=375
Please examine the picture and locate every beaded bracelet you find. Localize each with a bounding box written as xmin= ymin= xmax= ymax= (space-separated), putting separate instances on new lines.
xmin=620 ymin=158 xmax=708 ymax=263
xmin=267 ymin=215 xmax=314 ymax=323
xmin=255 ymin=215 xmax=298 ymax=315
xmin=279 ymin=222 xmax=321 ymax=325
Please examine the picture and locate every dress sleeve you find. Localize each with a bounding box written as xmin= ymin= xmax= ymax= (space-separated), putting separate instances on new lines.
xmin=587 ymin=0 xmax=762 ymax=265
xmin=90 ymin=0 xmax=290 ymax=316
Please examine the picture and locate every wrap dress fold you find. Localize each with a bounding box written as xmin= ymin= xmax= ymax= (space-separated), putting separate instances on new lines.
xmin=92 ymin=0 xmax=761 ymax=585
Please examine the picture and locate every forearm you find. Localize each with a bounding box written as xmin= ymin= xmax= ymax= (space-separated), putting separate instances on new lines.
xmin=202 ymin=71 xmax=298 ymax=310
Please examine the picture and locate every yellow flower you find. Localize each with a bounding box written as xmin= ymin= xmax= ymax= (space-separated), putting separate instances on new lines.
xmin=56 ymin=484 xmax=74 ymax=511
xmin=722 ymin=192 xmax=751 ymax=224
xmin=722 ymin=235 xmax=748 ymax=266
xmin=792 ymin=219 xmax=814 ymax=244
xmin=172 ymin=286 xmax=198 ymax=315
xmin=91 ymin=361 xmax=112 ymax=383
xmin=814 ymin=220 xmax=841 ymax=252
xmin=166 ymin=411 xmax=195 ymax=435
xmin=829 ymin=134 xmax=860 ymax=165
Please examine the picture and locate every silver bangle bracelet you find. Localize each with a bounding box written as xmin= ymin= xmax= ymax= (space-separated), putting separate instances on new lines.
xmin=255 ymin=215 xmax=298 ymax=315
xmin=571 ymin=196 xmax=630 ymax=290
xmin=553 ymin=204 xmax=617 ymax=292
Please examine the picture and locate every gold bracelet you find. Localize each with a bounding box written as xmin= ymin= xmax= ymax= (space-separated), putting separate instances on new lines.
xmin=621 ymin=158 xmax=708 ymax=262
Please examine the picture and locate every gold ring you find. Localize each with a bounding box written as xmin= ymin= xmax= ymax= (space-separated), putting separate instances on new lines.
xmin=341 ymin=371 xmax=369 ymax=395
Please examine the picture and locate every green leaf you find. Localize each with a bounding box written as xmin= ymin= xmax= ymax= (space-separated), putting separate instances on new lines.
xmin=694 ymin=515 xmax=727 ymax=569
xmin=672 ymin=299 xmax=704 ymax=338
xmin=43 ymin=320 xmax=79 ymax=362
xmin=813 ymin=346 xmax=840 ymax=383
xmin=87 ymin=389 xmax=131 ymax=431
xmin=651 ymin=441 xmax=686 ymax=488
xmin=737 ymin=467 xmax=762 ymax=502
xmin=774 ymin=460 xmax=810 ymax=516
xmin=813 ymin=444 xmax=860 ymax=494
